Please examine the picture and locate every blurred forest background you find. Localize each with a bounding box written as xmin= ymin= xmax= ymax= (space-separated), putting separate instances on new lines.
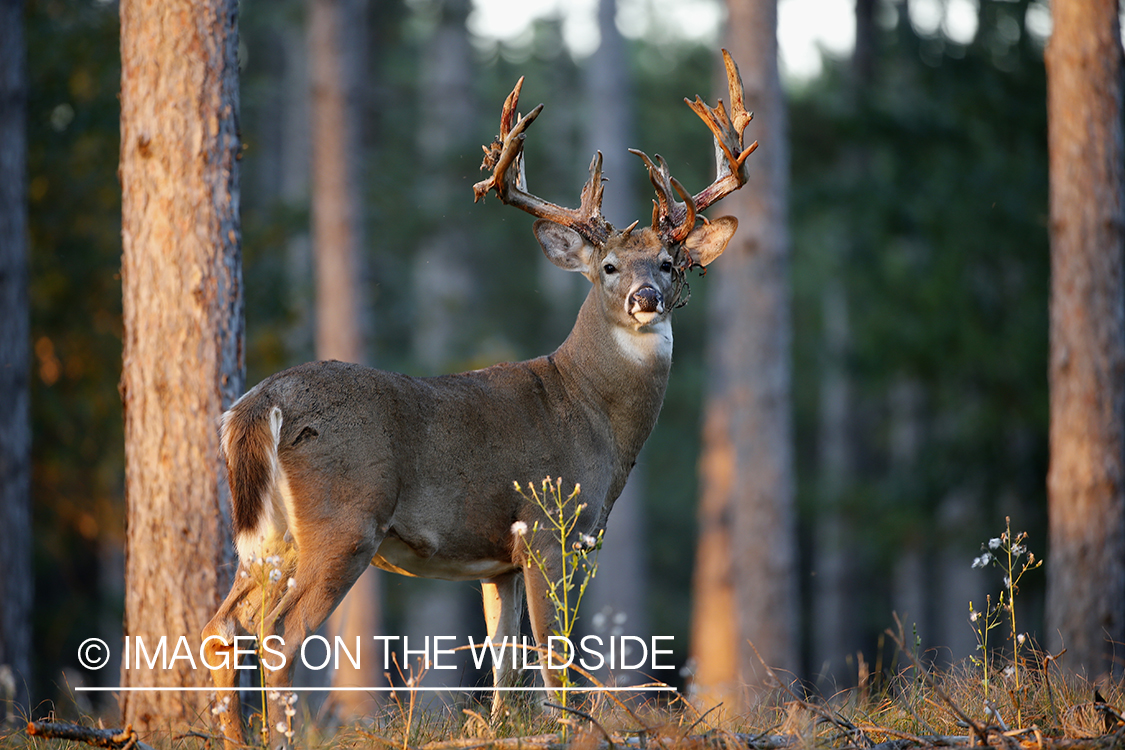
xmin=16 ymin=0 xmax=1073 ymax=717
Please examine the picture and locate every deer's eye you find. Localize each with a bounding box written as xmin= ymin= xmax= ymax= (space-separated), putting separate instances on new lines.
xmin=660 ymin=261 xmax=673 ymax=273
xmin=603 ymin=263 xmax=617 ymax=275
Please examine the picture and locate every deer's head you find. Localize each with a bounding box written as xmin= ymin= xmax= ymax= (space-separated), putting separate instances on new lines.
xmin=473 ymin=49 xmax=757 ymax=337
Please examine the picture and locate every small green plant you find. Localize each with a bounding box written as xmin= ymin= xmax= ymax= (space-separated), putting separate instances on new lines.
xmin=512 ymin=477 xmax=603 ymax=708
xmin=968 ymin=516 xmax=1042 ymax=728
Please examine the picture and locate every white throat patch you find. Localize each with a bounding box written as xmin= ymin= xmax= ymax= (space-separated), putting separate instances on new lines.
xmin=612 ymin=317 xmax=673 ymax=364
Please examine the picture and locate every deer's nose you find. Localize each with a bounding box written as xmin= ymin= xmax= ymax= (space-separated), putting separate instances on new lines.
xmin=630 ymin=286 xmax=664 ymax=315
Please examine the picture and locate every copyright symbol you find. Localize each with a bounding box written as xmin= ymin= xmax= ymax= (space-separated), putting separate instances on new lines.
xmin=78 ymin=638 xmax=110 ymax=670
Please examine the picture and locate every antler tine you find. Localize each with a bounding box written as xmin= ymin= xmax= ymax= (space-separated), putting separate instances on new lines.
xmin=629 ymin=50 xmax=756 ymax=245
xmin=473 ymin=78 xmax=613 ymax=247
xmin=629 ymin=149 xmax=698 ymax=243
xmin=684 ymin=48 xmax=758 ymax=213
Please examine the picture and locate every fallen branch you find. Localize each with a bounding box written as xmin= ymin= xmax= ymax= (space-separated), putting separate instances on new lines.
xmin=25 ymin=721 xmax=157 ymax=750
xmin=421 ymin=735 xmax=559 ymax=750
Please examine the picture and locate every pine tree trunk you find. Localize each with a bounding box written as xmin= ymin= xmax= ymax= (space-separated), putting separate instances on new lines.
xmin=1044 ymin=0 xmax=1125 ymax=681
xmin=308 ymin=0 xmax=383 ymax=715
xmin=0 ymin=0 xmax=32 ymax=720
xmin=692 ymin=0 xmax=797 ymax=709
xmin=119 ymin=0 xmax=243 ymax=731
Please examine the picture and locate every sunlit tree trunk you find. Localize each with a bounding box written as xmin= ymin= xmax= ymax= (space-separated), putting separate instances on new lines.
xmin=691 ymin=0 xmax=796 ymax=710
xmin=308 ymin=0 xmax=383 ymax=716
xmin=1044 ymin=0 xmax=1125 ymax=681
xmin=0 ymin=0 xmax=31 ymax=720
xmin=119 ymin=0 xmax=243 ymax=731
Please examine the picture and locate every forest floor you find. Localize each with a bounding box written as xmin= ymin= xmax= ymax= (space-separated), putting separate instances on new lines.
xmin=6 ymin=630 xmax=1125 ymax=750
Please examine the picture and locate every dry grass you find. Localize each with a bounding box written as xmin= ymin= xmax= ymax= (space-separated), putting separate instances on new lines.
xmin=4 ymin=643 xmax=1124 ymax=750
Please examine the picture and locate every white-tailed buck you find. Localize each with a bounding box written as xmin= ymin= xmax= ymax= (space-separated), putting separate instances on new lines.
xmin=203 ymin=49 xmax=756 ymax=746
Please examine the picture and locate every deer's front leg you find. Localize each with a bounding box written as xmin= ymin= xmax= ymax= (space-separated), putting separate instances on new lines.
xmin=482 ymin=570 xmax=524 ymax=719
xmin=522 ymin=557 xmax=564 ymax=695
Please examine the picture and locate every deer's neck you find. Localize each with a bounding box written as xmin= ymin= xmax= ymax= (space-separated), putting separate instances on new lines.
xmin=553 ymin=290 xmax=673 ymax=465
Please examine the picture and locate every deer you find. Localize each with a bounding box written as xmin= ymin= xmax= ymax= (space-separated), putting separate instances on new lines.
xmin=201 ymin=49 xmax=756 ymax=747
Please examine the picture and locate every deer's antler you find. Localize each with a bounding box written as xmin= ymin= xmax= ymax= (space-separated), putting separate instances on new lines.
xmin=473 ymin=77 xmax=614 ymax=248
xmin=632 ymin=49 xmax=758 ymax=245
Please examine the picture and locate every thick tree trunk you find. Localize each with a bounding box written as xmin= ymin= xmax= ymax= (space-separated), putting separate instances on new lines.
xmin=1044 ymin=0 xmax=1125 ymax=681
xmin=119 ymin=0 xmax=243 ymax=731
xmin=0 ymin=0 xmax=32 ymax=721
xmin=692 ymin=0 xmax=796 ymax=710
xmin=308 ymin=0 xmax=383 ymax=716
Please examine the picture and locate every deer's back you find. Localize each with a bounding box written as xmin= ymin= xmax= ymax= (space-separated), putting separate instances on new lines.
xmin=238 ymin=359 xmax=618 ymax=577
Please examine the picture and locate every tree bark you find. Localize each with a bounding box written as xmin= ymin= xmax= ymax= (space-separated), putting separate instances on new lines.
xmin=119 ymin=0 xmax=243 ymax=731
xmin=691 ymin=0 xmax=796 ymax=710
xmin=0 ymin=0 xmax=32 ymax=721
xmin=1044 ymin=0 xmax=1125 ymax=681
xmin=308 ymin=0 xmax=383 ymax=716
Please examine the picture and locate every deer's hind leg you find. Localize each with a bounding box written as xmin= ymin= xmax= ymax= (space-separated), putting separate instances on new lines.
xmin=256 ymin=529 xmax=382 ymax=747
xmin=202 ymin=561 xmax=281 ymax=750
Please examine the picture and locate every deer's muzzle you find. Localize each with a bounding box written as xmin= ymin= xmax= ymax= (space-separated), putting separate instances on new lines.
xmin=630 ymin=286 xmax=664 ymax=316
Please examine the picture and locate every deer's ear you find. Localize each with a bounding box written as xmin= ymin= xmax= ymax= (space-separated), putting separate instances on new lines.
xmin=534 ymin=220 xmax=593 ymax=273
xmin=683 ymin=215 xmax=738 ymax=267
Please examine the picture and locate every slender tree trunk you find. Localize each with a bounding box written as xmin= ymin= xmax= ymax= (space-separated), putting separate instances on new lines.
xmin=888 ymin=378 xmax=926 ymax=639
xmin=810 ymin=0 xmax=879 ymax=682
xmin=1044 ymin=0 xmax=1125 ymax=681
xmin=0 ymin=0 xmax=31 ymax=721
xmin=811 ymin=279 xmax=852 ymax=683
xmin=402 ymin=0 xmax=476 ymax=693
xmin=692 ymin=0 xmax=796 ymax=710
xmin=310 ymin=0 xmax=366 ymax=361
xmin=119 ymin=0 xmax=243 ymax=732
xmin=411 ymin=0 xmax=475 ymax=370
xmin=582 ymin=0 xmax=649 ymax=681
xmin=308 ymin=0 xmax=383 ymax=715
xmin=690 ymin=408 xmax=740 ymax=708
xmin=282 ymin=19 xmax=314 ymax=361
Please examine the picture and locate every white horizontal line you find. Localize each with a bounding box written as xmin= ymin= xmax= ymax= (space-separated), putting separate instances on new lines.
xmin=75 ymin=686 xmax=676 ymax=693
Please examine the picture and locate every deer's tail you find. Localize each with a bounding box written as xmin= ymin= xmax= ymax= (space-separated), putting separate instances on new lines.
xmin=220 ymin=392 xmax=286 ymax=565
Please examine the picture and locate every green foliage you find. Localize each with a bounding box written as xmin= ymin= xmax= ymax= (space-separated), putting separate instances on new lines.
xmin=790 ymin=1 xmax=1049 ymax=659
xmin=513 ymin=477 xmax=603 ymax=701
